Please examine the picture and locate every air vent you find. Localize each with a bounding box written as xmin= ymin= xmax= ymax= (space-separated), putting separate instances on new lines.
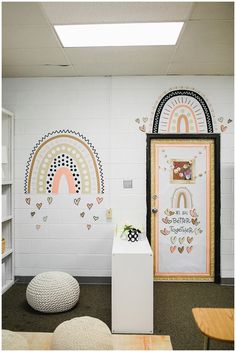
xmin=123 ymin=180 xmax=133 ymax=189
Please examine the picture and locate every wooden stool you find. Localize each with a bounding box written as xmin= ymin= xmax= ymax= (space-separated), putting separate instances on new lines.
xmin=192 ymin=308 xmax=234 ymax=349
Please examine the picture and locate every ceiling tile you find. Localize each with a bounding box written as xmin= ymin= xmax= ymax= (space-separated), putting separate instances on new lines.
xmin=173 ymin=20 xmax=234 ymax=62
xmin=3 ymin=48 xmax=69 ymax=66
xmin=73 ymin=61 xmax=169 ymax=76
xmin=2 ymin=65 xmax=76 ymax=78
xmin=3 ymin=25 xmax=60 ymax=49
xmin=42 ymin=2 xmax=194 ymax=24
xmin=168 ymin=61 xmax=234 ymax=75
xmin=65 ymin=46 xmax=175 ymax=65
xmin=190 ymin=2 xmax=234 ymax=20
xmin=2 ymin=2 xmax=49 ymax=25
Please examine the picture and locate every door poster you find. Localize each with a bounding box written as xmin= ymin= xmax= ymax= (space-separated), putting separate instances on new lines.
xmin=147 ymin=135 xmax=220 ymax=281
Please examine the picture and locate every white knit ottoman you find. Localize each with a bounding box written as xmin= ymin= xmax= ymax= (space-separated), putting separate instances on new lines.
xmin=2 ymin=330 xmax=29 ymax=350
xmin=52 ymin=316 xmax=113 ymax=350
xmin=26 ymin=271 xmax=80 ymax=313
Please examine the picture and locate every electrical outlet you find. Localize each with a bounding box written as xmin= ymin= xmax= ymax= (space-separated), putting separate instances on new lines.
xmin=106 ymin=208 xmax=112 ymax=220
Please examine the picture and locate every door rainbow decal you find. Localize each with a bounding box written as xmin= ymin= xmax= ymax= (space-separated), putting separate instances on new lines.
xmin=24 ymin=130 xmax=104 ymax=194
xmin=152 ymin=88 xmax=215 ymax=133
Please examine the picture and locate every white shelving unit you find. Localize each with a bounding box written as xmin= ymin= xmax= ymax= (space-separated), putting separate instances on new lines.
xmin=2 ymin=108 xmax=15 ymax=294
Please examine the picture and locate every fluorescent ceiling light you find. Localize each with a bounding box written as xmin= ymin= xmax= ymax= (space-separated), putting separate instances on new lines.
xmin=54 ymin=22 xmax=184 ymax=47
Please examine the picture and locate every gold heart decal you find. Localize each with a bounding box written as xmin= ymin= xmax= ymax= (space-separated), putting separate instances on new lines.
xmin=87 ymin=203 xmax=93 ymax=210
xmin=228 ymin=118 xmax=232 ymax=124
xmin=170 ymin=246 xmax=176 ymax=253
xmin=36 ymin=203 xmax=42 ymax=210
xmin=96 ymin=197 xmax=103 ymax=204
xmin=187 ymin=236 xmax=193 ymax=244
xmin=191 ymin=218 xmax=198 ymax=225
xmin=218 ymin=117 xmax=223 ymax=123
xmin=179 ymin=237 xmax=185 ymax=245
xmin=80 ymin=212 xmax=85 ymax=218
xmin=25 ymin=198 xmax=31 ymax=205
xmin=87 ymin=224 xmax=91 ymax=230
xmin=135 ymin=118 xmax=140 ymax=124
xmin=43 ymin=216 xmax=48 ymax=222
xmin=31 ymin=211 xmax=35 ymax=217
xmin=178 ymin=246 xmax=184 ymax=254
xmin=170 ymin=236 xmax=176 ymax=244
xmin=74 ymin=198 xmax=81 ymax=206
xmin=143 ymin=117 xmax=148 ymax=123
xmin=47 ymin=197 xmax=53 ymax=205
xmin=93 ymin=216 xmax=99 ymax=221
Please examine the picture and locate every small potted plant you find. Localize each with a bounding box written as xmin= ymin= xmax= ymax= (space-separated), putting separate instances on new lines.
xmin=120 ymin=223 xmax=143 ymax=242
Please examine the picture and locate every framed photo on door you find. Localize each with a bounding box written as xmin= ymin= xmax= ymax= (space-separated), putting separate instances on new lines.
xmin=147 ymin=134 xmax=220 ymax=282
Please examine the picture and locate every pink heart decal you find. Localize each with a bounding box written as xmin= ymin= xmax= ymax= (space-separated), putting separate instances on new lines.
xmin=160 ymin=228 xmax=170 ymax=236
xmin=221 ymin=124 xmax=227 ymax=132
xmin=170 ymin=246 xmax=176 ymax=253
xmin=139 ymin=125 xmax=146 ymax=133
xmin=187 ymin=246 xmax=193 ymax=253
xmin=96 ymin=197 xmax=103 ymax=204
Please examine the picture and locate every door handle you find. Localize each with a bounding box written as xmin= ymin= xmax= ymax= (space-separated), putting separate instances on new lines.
xmin=152 ymin=208 xmax=158 ymax=214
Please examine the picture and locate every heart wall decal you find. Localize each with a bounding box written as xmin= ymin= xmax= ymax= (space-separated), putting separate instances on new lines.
xmin=96 ymin=197 xmax=103 ymax=204
xmin=74 ymin=198 xmax=81 ymax=206
xmin=47 ymin=197 xmax=53 ymax=205
xmin=36 ymin=203 xmax=42 ymax=210
xmin=25 ymin=198 xmax=31 ymax=205
xmin=87 ymin=203 xmax=93 ymax=210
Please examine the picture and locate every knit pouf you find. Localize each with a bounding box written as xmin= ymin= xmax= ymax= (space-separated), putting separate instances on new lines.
xmin=2 ymin=330 xmax=29 ymax=350
xmin=26 ymin=271 xmax=80 ymax=313
xmin=52 ymin=316 xmax=113 ymax=350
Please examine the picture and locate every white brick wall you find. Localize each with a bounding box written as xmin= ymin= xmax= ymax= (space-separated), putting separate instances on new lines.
xmin=2 ymin=76 xmax=234 ymax=278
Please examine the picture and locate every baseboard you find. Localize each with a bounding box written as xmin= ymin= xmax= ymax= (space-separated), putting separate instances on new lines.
xmin=15 ymin=276 xmax=111 ymax=285
xmin=220 ymin=277 xmax=234 ymax=286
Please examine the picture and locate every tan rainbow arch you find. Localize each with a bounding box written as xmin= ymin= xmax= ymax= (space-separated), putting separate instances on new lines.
xmin=171 ymin=187 xmax=193 ymax=209
xmin=24 ymin=131 xmax=104 ymax=194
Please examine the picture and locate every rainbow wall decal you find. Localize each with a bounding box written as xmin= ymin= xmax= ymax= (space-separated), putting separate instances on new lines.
xmin=171 ymin=187 xmax=193 ymax=209
xmin=24 ymin=130 xmax=104 ymax=194
xmin=152 ymin=88 xmax=215 ymax=133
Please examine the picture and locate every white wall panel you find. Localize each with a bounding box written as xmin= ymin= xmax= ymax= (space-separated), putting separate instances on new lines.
xmin=3 ymin=76 xmax=234 ymax=278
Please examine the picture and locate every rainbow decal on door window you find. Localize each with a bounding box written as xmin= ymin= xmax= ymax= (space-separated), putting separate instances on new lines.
xmin=24 ymin=130 xmax=104 ymax=194
xmin=171 ymin=187 xmax=193 ymax=209
xmin=152 ymin=88 xmax=215 ymax=133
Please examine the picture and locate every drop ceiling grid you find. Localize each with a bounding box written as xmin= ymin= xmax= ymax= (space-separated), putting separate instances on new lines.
xmin=2 ymin=2 xmax=234 ymax=77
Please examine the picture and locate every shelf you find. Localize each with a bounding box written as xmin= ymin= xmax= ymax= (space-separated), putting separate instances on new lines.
xmin=2 ymin=108 xmax=14 ymax=117
xmin=2 ymin=279 xmax=14 ymax=295
xmin=2 ymin=181 xmax=13 ymax=186
xmin=2 ymin=248 xmax=13 ymax=260
xmin=2 ymin=215 xmax=13 ymax=223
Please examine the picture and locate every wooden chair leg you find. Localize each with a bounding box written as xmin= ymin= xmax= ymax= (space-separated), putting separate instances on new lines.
xmin=203 ymin=336 xmax=210 ymax=350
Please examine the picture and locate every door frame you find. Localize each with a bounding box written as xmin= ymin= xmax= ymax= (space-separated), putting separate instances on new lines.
xmin=146 ymin=133 xmax=221 ymax=283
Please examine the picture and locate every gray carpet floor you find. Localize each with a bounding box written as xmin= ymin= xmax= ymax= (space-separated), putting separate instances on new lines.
xmin=2 ymin=282 xmax=234 ymax=350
